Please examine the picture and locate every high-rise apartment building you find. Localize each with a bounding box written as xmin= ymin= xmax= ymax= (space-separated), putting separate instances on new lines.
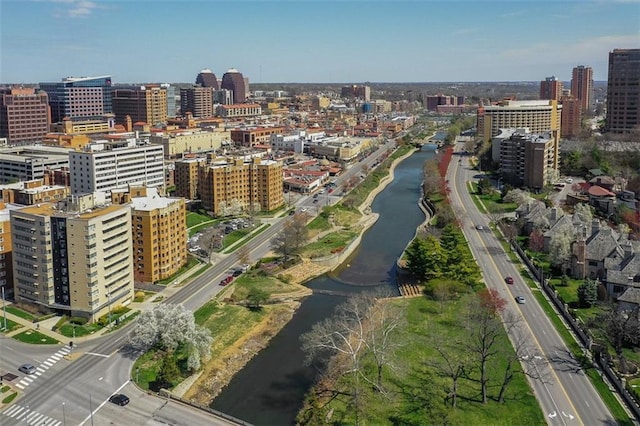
xmin=571 ymin=65 xmax=594 ymax=112
xmin=160 ymin=84 xmax=176 ymax=118
xmin=477 ymin=99 xmax=562 ymax=144
xmin=199 ymin=158 xmax=283 ymax=216
xmin=180 ymin=87 xmax=214 ymax=118
xmin=175 ymin=158 xmax=206 ymax=200
xmin=10 ymin=194 xmax=133 ymax=321
xmin=112 ymin=85 xmax=168 ymax=127
xmin=606 ymin=48 xmax=640 ymax=134
xmin=560 ymin=96 xmax=582 ymax=139
xmin=0 ymin=201 xmax=17 ymax=296
xmin=127 ymin=187 xmax=187 ymax=283
xmin=221 ymin=69 xmax=246 ymax=104
xmin=0 ymin=88 xmax=51 ymax=145
xmin=195 ymin=69 xmax=220 ymax=89
xmin=69 ymin=140 xmax=165 ymax=195
xmin=492 ymin=128 xmax=557 ymax=190
xmin=341 ymin=85 xmax=371 ymax=102
xmin=539 ymin=76 xmax=563 ymax=101
xmin=40 ymin=76 xmax=113 ymax=123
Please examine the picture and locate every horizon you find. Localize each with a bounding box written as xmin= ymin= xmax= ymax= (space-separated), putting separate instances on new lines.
xmin=1 ymin=1 xmax=638 ymax=84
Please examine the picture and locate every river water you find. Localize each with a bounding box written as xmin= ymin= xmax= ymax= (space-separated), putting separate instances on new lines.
xmin=211 ymin=144 xmax=437 ymax=425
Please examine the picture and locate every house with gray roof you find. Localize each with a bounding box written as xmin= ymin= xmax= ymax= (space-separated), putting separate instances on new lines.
xmin=617 ymin=287 xmax=640 ymax=312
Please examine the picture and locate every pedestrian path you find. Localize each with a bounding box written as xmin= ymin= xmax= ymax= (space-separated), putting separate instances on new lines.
xmin=14 ymin=346 xmax=70 ymax=390
xmin=2 ymin=404 xmax=62 ymax=425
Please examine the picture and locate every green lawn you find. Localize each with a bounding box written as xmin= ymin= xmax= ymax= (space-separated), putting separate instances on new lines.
xmin=221 ymin=223 xmax=269 ymax=254
xmin=299 ymin=295 xmax=545 ymax=425
xmin=468 ymin=182 xmax=517 ymax=214
xmin=301 ymin=230 xmax=358 ymax=258
xmin=0 ymin=317 xmax=23 ymax=334
xmin=230 ymin=271 xmax=301 ymax=301
xmin=5 ymin=306 xmax=36 ymax=321
xmin=186 ymin=211 xmax=215 ymax=228
xmin=13 ymin=329 xmax=60 ymax=344
xmin=59 ymin=322 xmax=103 ymax=337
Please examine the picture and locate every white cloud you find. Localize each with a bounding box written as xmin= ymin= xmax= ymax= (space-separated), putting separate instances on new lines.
xmin=49 ymin=0 xmax=100 ymax=18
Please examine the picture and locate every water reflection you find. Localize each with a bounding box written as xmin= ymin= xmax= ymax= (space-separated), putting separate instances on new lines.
xmin=211 ymin=145 xmax=437 ymax=425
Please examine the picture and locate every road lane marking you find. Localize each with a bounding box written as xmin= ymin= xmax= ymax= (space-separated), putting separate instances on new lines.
xmin=43 ymin=360 xmax=53 ymax=366
xmin=79 ymin=380 xmax=129 ymax=426
xmin=449 ymin=147 xmax=579 ymax=425
xmin=50 ymin=354 xmax=61 ymax=360
xmin=85 ymin=352 xmax=110 ymax=358
xmin=15 ymin=383 xmax=24 ymax=389
xmin=31 ymin=412 xmax=44 ymax=423
xmin=22 ymin=376 xmax=34 ymax=383
xmin=36 ymin=367 xmax=46 ymax=372
xmin=6 ymin=405 xmax=24 ymax=417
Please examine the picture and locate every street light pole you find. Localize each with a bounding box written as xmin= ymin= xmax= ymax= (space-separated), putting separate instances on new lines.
xmin=62 ymin=402 xmax=66 ymax=426
xmin=108 ymin=291 xmax=112 ymax=327
xmin=1 ymin=286 xmax=6 ymax=331
xmin=89 ymin=393 xmax=94 ymax=426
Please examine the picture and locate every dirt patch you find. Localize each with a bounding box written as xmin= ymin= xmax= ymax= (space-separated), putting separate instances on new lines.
xmin=184 ymin=301 xmax=300 ymax=404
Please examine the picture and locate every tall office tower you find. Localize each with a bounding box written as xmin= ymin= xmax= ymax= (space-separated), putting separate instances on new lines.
xmin=560 ymin=96 xmax=583 ymax=139
xmin=40 ymin=75 xmax=113 ymax=123
xmin=195 ymin=69 xmax=220 ymax=89
xmin=540 ymin=76 xmax=563 ymax=101
xmin=10 ymin=194 xmax=133 ymax=321
xmin=606 ymin=48 xmax=640 ymax=134
xmin=69 ymin=141 xmax=165 ymax=195
xmin=221 ymin=69 xmax=246 ymax=104
xmin=571 ymin=65 xmax=594 ymax=112
xmin=161 ymin=84 xmax=176 ymax=117
xmin=128 ymin=188 xmax=187 ymax=283
xmin=0 ymin=88 xmax=51 ymax=145
xmin=112 ymin=85 xmax=168 ymax=127
xmin=180 ymin=87 xmax=214 ymax=118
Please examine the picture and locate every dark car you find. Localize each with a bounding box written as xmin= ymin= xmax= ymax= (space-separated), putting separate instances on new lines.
xmin=109 ymin=394 xmax=130 ymax=406
xmin=505 ymin=276 xmax=514 ymax=285
xmin=18 ymin=364 xmax=36 ymax=375
xmin=232 ymin=270 xmax=242 ymax=277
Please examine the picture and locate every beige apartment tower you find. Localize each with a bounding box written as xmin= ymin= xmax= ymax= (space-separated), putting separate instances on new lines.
xmin=129 ymin=188 xmax=187 ymax=283
xmin=199 ymin=158 xmax=284 ymax=216
xmin=175 ymin=157 xmax=206 ymax=200
xmin=10 ymin=194 xmax=133 ymax=321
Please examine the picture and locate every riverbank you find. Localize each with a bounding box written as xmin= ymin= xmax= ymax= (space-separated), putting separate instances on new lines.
xmin=178 ymin=146 xmax=420 ymax=405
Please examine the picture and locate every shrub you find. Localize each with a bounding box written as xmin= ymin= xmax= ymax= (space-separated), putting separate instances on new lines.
xmin=53 ymin=315 xmax=68 ymax=331
xmin=69 ymin=317 xmax=88 ymax=325
xmin=134 ymin=291 xmax=146 ymax=301
xmin=2 ymin=392 xmax=17 ymax=404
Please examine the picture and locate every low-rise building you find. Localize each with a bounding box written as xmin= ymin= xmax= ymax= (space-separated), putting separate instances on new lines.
xmin=150 ymin=128 xmax=230 ymax=159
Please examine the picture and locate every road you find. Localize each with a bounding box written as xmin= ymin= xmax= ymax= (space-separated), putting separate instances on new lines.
xmin=448 ymin=142 xmax=615 ymax=425
xmin=0 ymin=138 xmax=398 ymax=426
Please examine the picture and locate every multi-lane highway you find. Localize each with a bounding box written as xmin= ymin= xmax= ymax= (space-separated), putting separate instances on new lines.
xmin=447 ymin=142 xmax=615 ymax=425
xmin=0 ymin=139 xmax=397 ymax=426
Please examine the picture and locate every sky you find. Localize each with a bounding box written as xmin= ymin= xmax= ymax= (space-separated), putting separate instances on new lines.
xmin=1 ymin=0 xmax=639 ymax=84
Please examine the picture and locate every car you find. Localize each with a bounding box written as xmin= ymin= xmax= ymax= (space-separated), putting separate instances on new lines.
xmin=515 ymin=296 xmax=526 ymax=304
xmin=313 ymin=199 xmax=318 ymax=203
xmin=505 ymin=276 xmax=514 ymax=285
xmin=288 ymin=210 xmax=295 ymax=215
xmin=232 ymin=270 xmax=242 ymax=277
xmin=18 ymin=364 xmax=36 ymax=375
xmin=300 ymin=207 xmax=308 ymax=212
xmin=313 ymin=193 xmax=319 ymax=199
xmin=566 ymin=178 xmax=573 ymax=183
xmin=109 ymin=394 xmax=130 ymax=406
xmin=219 ymin=279 xmax=228 ymax=286
xmin=475 ymin=224 xmax=484 ymax=230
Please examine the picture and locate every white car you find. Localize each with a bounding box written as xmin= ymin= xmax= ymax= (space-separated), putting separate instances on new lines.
xmin=300 ymin=207 xmax=308 ymax=212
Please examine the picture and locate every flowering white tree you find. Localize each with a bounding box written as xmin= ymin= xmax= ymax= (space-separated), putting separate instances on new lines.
xmin=549 ymin=222 xmax=575 ymax=268
xmin=129 ymin=304 xmax=213 ymax=371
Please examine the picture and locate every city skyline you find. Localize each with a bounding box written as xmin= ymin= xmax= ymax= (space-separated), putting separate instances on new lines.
xmin=1 ymin=0 xmax=639 ymax=84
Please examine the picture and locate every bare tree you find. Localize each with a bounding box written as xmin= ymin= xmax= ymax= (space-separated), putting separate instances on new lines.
xmin=270 ymin=214 xmax=310 ymax=262
xmin=300 ymin=292 xmax=403 ymax=421
xmin=465 ymin=289 xmax=507 ymax=403
xmin=597 ymin=304 xmax=640 ymax=374
xmin=236 ymin=244 xmax=251 ymax=267
xmin=429 ymin=334 xmax=472 ymax=408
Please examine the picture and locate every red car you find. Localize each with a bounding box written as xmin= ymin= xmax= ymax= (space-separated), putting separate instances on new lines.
xmin=219 ymin=275 xmax=234 ymax=286
xmin=505 ymin=276 xmax=514 ymax=285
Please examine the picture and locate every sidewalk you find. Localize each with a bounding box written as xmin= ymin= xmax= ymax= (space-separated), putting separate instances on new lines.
xmin=1 ymin=259 xmax=209 ymax=347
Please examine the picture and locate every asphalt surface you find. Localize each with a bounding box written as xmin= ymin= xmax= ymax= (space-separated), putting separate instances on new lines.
xmin=0 ymin=139 xmax=398 ymax=426
xmin=448 ymin=142 xmax=615 ymax=425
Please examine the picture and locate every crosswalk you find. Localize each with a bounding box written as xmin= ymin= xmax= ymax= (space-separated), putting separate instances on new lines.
xmin=2 ymin=405 xmax=62 ymax=425
xmin=14 ymin=346 xmax=70 ymax=390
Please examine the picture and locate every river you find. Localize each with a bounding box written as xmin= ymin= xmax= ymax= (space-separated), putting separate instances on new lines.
xmin=211 ymin=143 xmax=438 ymax=425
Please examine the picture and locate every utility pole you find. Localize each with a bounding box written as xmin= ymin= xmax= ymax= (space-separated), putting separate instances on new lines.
xmin=2 ymin=286 xmax=6 ymax=331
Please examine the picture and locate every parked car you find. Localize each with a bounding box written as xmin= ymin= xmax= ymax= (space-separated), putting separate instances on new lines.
xmin=109 ymin=394 xmax=130 ymax=406
xmin=515 ymin=296 xmax=526 ymax=304
xmin=18 ymin=364 xmax=36 ymax=375
xmin=475 ymin=224 xmax=484 ymax=230
xmin=232 ymin=270 xmax=242 ymax=277
xmin=505 ymin=276 xmax=514 ymax=285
